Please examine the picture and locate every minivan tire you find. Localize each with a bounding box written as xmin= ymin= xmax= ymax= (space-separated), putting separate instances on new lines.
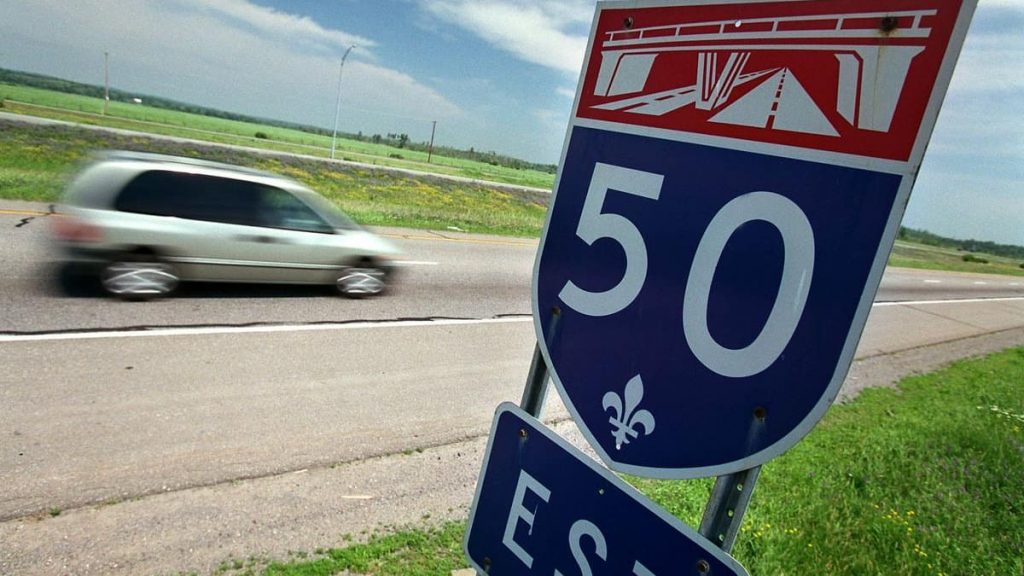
xmin=336 ymin=265 xmax=387 ymax=298
xmin=101 ymin=256 xmax=179 ymax=300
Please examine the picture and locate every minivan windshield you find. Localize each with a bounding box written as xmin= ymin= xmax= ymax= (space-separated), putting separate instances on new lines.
xmin=295 ymin=189 xmax=361 ymax=231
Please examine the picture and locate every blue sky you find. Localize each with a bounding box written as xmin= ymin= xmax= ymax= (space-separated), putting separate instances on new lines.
xmin=1 ymin=0 xmax=1021 ymax=245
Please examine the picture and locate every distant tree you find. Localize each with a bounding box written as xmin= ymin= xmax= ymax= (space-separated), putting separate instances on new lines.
xmin=0 ymin=66 xmax=563 ymax=175
xmin=900 ymin=226 xmax=1024 ymax=259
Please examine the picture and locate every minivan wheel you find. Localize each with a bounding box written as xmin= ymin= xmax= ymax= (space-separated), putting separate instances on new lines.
xmin=336 ymin=266 xmax=386 ymax=298
xmin=101 ymin=259 xmax=179 ymax=300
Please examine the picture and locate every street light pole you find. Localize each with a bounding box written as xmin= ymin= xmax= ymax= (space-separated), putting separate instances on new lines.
xmin=427 ymin=120 xmax=437 ymax=164
xmin=103 ymin=51 xmax=109 ymax=116
xmin=330 ymin=45 xmax=356 ymax=160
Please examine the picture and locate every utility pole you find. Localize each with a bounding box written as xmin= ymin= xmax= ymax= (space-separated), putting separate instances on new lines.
xmin=103 ymin=51 xmax=109 ymax=116
xmin=330 ymin=45 xmax=356 ymax=160
xmin=427 ymin=120 xmax=437 ymax=163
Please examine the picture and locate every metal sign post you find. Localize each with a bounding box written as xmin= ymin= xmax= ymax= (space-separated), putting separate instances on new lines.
xmin=519 ymin=307 xmax=561 ymax=418
xmin=519 ymin=342 xmax=761 ymax=555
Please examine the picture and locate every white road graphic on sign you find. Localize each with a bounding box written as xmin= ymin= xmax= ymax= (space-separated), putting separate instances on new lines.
xmin=592 ymin=69 xmax=777 ymax=116
xmin=710 ymin=68 xmax=838 ymax=136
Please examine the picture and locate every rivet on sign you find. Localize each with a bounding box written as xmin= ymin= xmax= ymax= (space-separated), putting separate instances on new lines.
xmin=623 ymin=16 xmax=634 ymax=29
xmin=518 ymin=428 xmax=528 ymax=439
xmin=696 ymin=559 xmax=711 ymax=574
xmin=880 ymin=15 xmax=898 ymax=32
xmin=482 ymin=557 xmax=492 ymax=571
xmin=754 ymin=406 xmax=767 ymax=421
xmin=551 ymin=305 xmax=562 ymax=316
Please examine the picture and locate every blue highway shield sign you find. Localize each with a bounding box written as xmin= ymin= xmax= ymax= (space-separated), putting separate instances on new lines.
xmin=533 ymin=0 xmax=977 ymax=478
xmin=464 ymin=403 xmax=748 ymax=576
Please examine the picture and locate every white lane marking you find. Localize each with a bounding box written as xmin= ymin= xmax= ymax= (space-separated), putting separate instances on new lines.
xmin=873 ymin=296 xmax=1024 ymax=307
xmin=6 ymin=296 xmax=1024 ymax=344
xmin=0 ymin=316 xmax=532 ymax=343
xmin=923 ymin=279 xmax=942 ymax=284
xmin=1009 ymin=282 xmax=1021 ymax=286
xmin=395 ymin=260 xmax=439 ymax=266
xmin=974 ymin=281 xmax=988 ymax=285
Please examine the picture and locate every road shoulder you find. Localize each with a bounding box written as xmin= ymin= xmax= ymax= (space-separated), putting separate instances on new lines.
xmin=3 ymin=324 xmax=1024 ymax=576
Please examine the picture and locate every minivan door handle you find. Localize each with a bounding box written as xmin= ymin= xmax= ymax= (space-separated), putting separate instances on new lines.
xmin=235 ymin=234 xmax=278 ymax=244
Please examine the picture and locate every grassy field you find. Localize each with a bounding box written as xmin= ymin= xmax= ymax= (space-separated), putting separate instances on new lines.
xmin=214 ymin=347 xmax=1024 ymax=575
xmin=3 ymin=111 xmax=1023 ymax=272
xmin=891 ymin=239 xmax=1024 ymax=277
xmin=0 ymin=119 xmax=548 ymax=237
xmin=0 ymin=83 xmax=557 ymax=190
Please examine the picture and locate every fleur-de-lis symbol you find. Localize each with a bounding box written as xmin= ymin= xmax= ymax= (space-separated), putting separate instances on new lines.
xmin=602 ymin=374 xmax=656 ymax=450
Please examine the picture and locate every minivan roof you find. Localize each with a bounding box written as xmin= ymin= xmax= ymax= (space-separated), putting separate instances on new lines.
xmin=97 ymin=150 xmax=290 ymax=182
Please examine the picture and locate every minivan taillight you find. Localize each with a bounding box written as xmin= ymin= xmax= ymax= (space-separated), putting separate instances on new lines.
xmin=50 ymin=215 xmax=104 ymax=243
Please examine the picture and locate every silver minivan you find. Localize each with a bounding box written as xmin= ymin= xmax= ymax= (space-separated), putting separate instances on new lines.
xmin=51 ymin=151 xmax=400 ymax=299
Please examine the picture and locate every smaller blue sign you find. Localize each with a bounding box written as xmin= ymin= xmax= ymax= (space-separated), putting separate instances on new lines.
xmin=465 ymin=403 xmax=748 ymax=576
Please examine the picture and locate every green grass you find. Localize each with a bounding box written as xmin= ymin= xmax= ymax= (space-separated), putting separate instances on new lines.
xmin=229 ymin=347 xmax=1024 ymax=576
xmin=259 ymin=523 xmax=467 ymax=576
xmin=3 ymin=103 xmax=1023 ymax=266
xmin=890 ymin=239 xmax=1024 ymax=277
xmin=0 ymin=84 xmax=556 ymax=190
xmin=639 ymin=347 xmax=1024 ymax=575
xmin=0 ymin=119 xmax=549 ymax=237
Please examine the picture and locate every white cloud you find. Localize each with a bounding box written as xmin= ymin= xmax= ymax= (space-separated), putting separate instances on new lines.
xmin=0 ymin=0 xmax=460 ymax=135
xmin=980 ymin=0 xmax=1024 ymax=10
xmin=906 ymin=170 xmax=1024 ymax=245
xmin=421 ymin=0 xmax=591 ymax=74
xmin=948 ymin=29 xmax=1024 ymax=94
xmin=556 ymin=87 xmax=577 ymax=99
xmin=176 ymin=0 xmax=375 ymax=54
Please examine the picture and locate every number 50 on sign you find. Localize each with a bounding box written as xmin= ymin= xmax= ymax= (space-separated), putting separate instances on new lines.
xmin=534 ymin=127 xmax=905 ymax=478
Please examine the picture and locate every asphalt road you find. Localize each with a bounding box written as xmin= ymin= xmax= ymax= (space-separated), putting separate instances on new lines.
xmin=0 ymin=205 xmax=536 ymax=334
xmin=2 ymin=201 xmax=1024 ymax=574
xmin=2 ymin=204 xmax=1023 ymax=335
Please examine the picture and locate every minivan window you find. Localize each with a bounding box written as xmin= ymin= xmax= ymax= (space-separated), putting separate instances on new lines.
xmin=257 ymin=187 xmax=333 ymax=234
xmin=296 ymin=191 xmax=360 ymax=231
xmin=116 ymin=170 xmax=260 ymax=226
